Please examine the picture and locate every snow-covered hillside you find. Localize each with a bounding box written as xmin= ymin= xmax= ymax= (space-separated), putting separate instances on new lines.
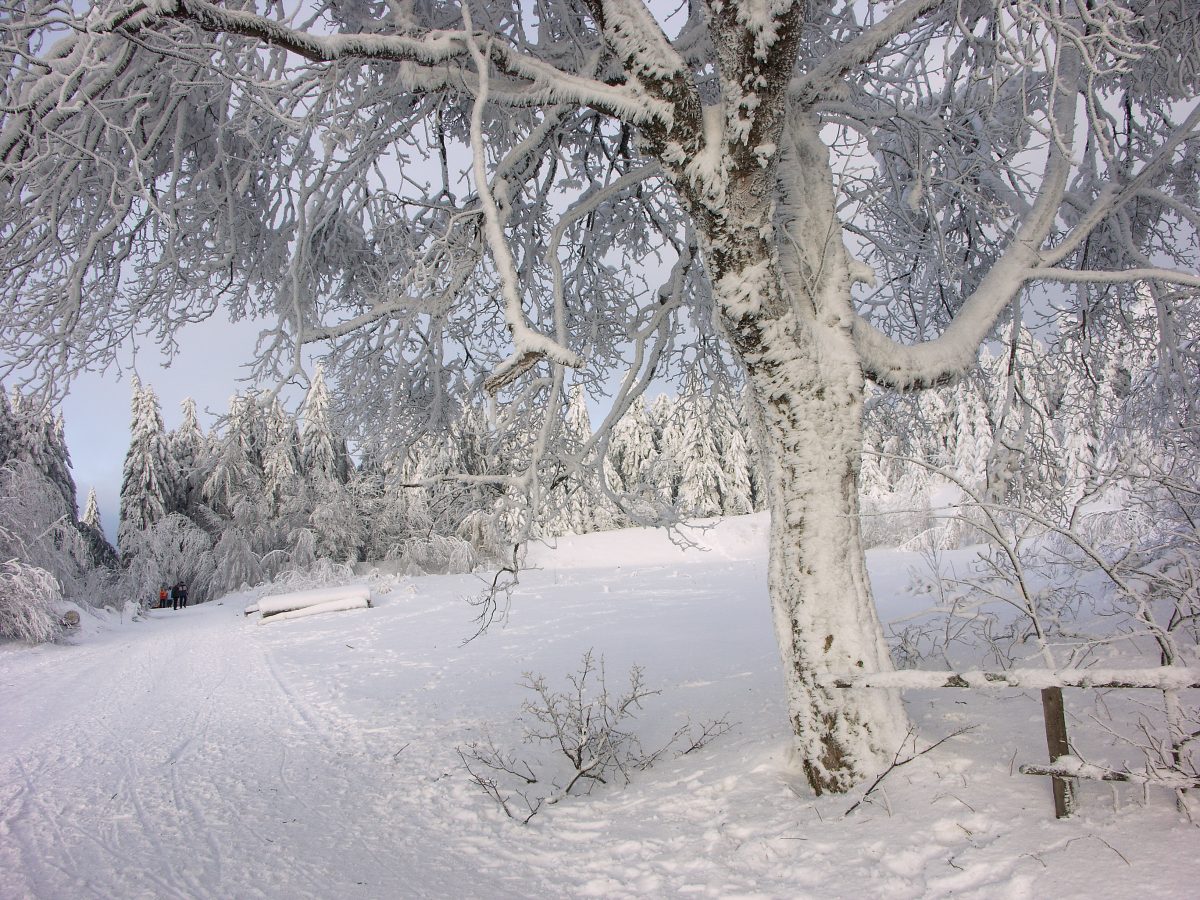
xmin=1 ymin=514 xmax=1195 ymax=898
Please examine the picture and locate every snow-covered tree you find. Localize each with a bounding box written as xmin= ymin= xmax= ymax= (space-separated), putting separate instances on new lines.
xmin=122 ymin=512 xmax=216 ymax=604
xmin=261 ymin=396 xmax=303 ymax=517
xmin=79 ymin=486 xmax=119 ymax=569
xmin=7 ymin=391 xmax=78 ymax=520
xmin=606 ymin=397 xmax=657 ymax=496
xmin=720 ymin=425 xmax=755 ymax=517
xmin=300 ymin=366 xmax=348 ymax=485
xmin=4 ymin=0 xmax=1199 ymax=792
xmin=675 ymin=387 xmax=725 ymax=518
xmin=168 ymin=397 xmax=209 ymax=516
xmin=201 ymin=394 xmax=265 ymax=519
xmin=0 ymin=459 xmax=89 ymax=595
xmin=544 ymin=385 xmax=603 ymax=535
xmin=949 ymin=376 xmax=993 ymax=493
xmin=118 ymin=378 xmax=174 ymax=558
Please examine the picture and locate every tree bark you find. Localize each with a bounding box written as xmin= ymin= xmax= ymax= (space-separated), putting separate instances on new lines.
xmin=703 ymin=116 xmax=910 ymax=793
xmin=740 ymin=305 xmax=909 ymax=793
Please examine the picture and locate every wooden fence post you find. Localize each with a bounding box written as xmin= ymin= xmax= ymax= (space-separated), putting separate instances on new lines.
xmin=1040 ymin=686 xmax=1076 ymax=818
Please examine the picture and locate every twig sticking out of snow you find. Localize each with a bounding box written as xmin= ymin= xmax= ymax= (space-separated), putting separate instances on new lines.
xmin=844 ymin=725 xmax=977 ymax=817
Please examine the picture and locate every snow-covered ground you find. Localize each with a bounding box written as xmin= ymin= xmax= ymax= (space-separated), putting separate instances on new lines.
xmin=1 ymin=513 xmax=1195 ymax=898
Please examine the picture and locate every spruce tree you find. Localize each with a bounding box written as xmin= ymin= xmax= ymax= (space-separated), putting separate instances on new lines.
xmin=8 ymin=391 xmax=78 ymax=518
xmin=168 ymin=397 xmax=209 ymax=516
xmin=676 ymin=386 xmax=724 ymax=518
xmin=78 ymin=486 xmax=118 ymax=568
xmin=300 ymin=365 xmax=348 ymax=484
xmin=118 ymin=378 xmax=174 ymax=557
xmin=201 ymin=393 xmax=265 ymax=518
xmin=261 ymin=397 xmax=303 ymax=516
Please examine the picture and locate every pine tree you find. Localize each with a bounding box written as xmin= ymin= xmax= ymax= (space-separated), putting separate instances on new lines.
xmin=721 ymin=427 xmax=755 ymax=515
xmin=300 ymin=365 xmax=348 ymax=484
xmin=261 ymin=397 xmax=302 ymax=516
xmin=118 ymin=378 xmax=174 ymax=557
xmin=78 ymin=486 xmax=118 ymax=568
xmin=649 ymin=393 xmax=683 ymax=505
xmin=709 ymin=390 xmax=754 ymax=516
xmin=607 ymin=397 xmax=658 ymax=496
xmin=676 ymin=386 xmax=724 ymax=518
xmin=168 ymin=397 xmax=209 ymax=516
xmin=950 ymin=376 xmax=992 ymax=491
xmin=200 ymin=393 xmax=265 ymax=518
xmin=8 ymin=390 xmax=78 ymax=519
xmin=210 ymin=525 xmax=263 ymax=594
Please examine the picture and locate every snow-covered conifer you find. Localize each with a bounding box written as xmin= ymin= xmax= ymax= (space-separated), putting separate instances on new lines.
xmin=261 ymin=397 xmax=303 ymax=516
xmin=7 ymin=391 xmax=78 ymax=519
xmin=606 ymin=397 xmax=657 ymax=496
xmin=168 ymin=398 xmax=209 ymax=516
xmin=648 ymin=395 xmax=683 ymax=505
xmin=78 ymin=486 xmax=118 ymax=569
xmin=676 ymin=387 xmax=724 ymax=518
xmin=300 ymin=365 xmax=349 ymax=485
xmin=210 ymin=526 xmax=263 ymax=595
xmin=200 ymin=393 xmax=265 ymax=518
xmin=118 ymin=378 xmax=174 ymax=557
xmin=720 ymin=427 xmax=755 ymax=516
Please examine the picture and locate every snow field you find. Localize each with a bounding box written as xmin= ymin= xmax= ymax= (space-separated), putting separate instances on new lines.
xmin=1 ymin=513 xmax=1196 ymax=898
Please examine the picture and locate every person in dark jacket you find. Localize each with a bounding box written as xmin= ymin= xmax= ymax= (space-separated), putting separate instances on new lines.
xmin=171 ymin=583 xmax=182 ymax=610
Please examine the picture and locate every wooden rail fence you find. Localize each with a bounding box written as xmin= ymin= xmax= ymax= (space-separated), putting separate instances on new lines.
xmin=822 ymin=668 xmax=1200 ymax=818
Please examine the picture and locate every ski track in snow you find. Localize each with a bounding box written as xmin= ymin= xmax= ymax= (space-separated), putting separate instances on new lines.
xmin=1 ymin=514 xmax=1197 ymax=898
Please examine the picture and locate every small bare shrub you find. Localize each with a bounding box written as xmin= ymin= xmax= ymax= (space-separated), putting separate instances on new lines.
xmin=459 ymin=649 xmax=732 ymax=823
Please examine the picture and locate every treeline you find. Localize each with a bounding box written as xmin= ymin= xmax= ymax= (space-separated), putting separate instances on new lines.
xmin=115 ymin=369 xmax=771 ymax=604
xmin=860 ymin=322 xmax=1169 ymax=550
xmin=116 ymin=322 xmax=1147 ymax=597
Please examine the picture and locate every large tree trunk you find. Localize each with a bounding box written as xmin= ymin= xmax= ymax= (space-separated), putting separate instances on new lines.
xmin=705 ymin=115 xmax=910 ymax=793
xmin=741 ymin=315 xmax=909 ymax=794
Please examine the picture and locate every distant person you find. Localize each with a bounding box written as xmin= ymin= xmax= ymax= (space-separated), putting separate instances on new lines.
xmin=158 ymin=586 xmax=168 ymax=609
xmin=171 ymin=583 xmax=182 ymax=610
xmin=179 ymin=583 xmax=189 ymax=608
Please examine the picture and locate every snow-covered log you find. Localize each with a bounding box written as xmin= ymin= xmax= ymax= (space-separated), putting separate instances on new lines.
xmin=821 ymin=669 xmax=1200 ymax=691
xmin=258 ymin=585 xmax=372 ymax=618
xmin=257 ymin=595 xmax=371 ymax=624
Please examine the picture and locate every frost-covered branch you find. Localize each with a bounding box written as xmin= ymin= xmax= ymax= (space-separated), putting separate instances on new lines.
xmin=144 ymin=0 xmax=660 ymax=122
xmin=792 ymin=0 xmax=944 ymax=106
xmin=461 ymin=9 xmax=581 ymax=395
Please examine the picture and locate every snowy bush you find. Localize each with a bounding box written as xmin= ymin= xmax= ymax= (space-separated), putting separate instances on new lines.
xmin=258 ymin=558 xmax=357 ymax=597
xmin=0 ymin=559 xmax=63 ymax=643
xmin=389 ymin=534 xmax=477 ymax=577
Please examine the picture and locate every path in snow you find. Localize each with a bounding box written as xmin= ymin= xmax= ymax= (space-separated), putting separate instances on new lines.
xmin=0 ymin=601 xmax=508 ymax=898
